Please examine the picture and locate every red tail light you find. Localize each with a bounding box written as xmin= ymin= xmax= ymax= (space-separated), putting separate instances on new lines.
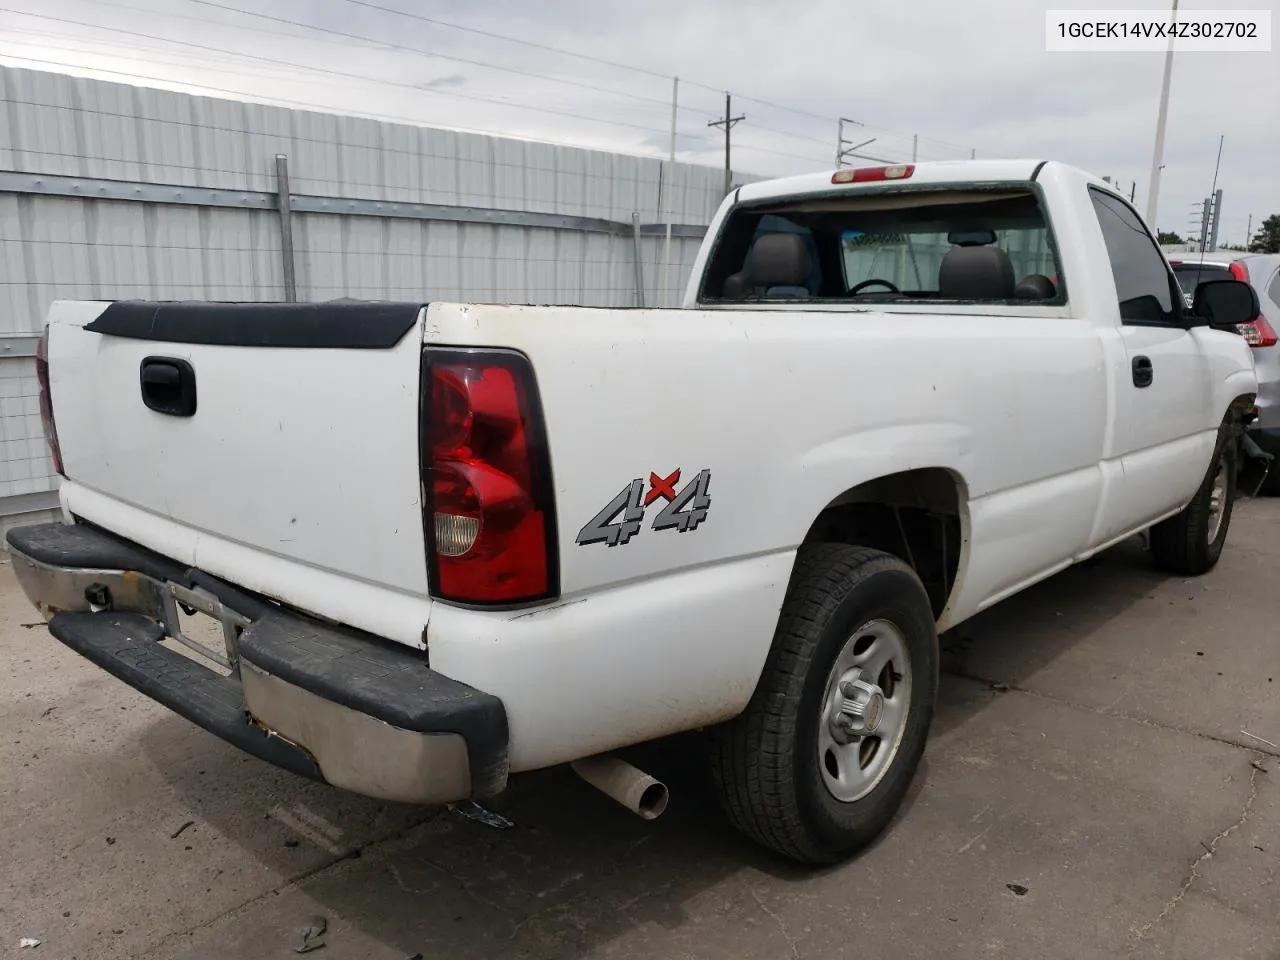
xmin=1229 ymin=262 xmax=1249 ymax=282
xmin=1238 ymin=315 xmax=1278 ymax=348
xmin=34 ymin=326 xmax=65 ymax=477
xmin=423 ymin=349 xmax=558 ymax=605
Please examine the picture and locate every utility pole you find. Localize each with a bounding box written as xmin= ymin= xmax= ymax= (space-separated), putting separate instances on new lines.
xmin=660 ymin=76 xmax=678 ymax=306
xmin=1206 ymin=134 xmax=1225 ymax=246
xmin=835 ymin=118 xmax=877 ymax=168
xmin=708 ymin=93 xmax=744 ymax=197
xmin=1208 ymin=189 xmax=1223 ymax=251
xmin=1245 ymin=213 xmax=1252 ymax=249
xmin=1145 ymin=0 xmax=1179 ymax=225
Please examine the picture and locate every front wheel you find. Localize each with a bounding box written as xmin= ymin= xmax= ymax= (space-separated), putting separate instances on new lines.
xmin=1149 ymin=437 xmax=1237 ymax=575
xmin=708 ymin=545 xmax=938 ymax=864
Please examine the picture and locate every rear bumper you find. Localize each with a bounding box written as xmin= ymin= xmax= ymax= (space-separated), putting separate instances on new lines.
xmin=4 ymin=521 xmax=508 ymax=804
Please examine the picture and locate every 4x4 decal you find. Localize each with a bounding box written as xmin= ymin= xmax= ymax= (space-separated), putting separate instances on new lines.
xmin=575 ymin=468 xmax=712 ymax=547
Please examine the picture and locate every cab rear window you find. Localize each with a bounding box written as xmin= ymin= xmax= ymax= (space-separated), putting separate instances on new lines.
xmin=699 ymin=186 xmax=1064 ymax=305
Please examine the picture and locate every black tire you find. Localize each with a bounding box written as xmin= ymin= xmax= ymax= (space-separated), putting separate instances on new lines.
xmin=1149 ymin=430 xmax=1238 ymax=575
xmin=708 ymin=544 xmax=938 ymax=864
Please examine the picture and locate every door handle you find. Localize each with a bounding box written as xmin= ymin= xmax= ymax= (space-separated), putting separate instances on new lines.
xmin=1132 ymin=355 xmax=1153 ymax=389
xmin=140 ymin=357 xmax=197 ymax=416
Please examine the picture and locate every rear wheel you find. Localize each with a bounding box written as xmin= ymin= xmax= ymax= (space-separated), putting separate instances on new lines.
xmin=708 ymin=545 xmax=938 ymax=864
xmin=1149 ymin=436 xmax=1237 ymax=575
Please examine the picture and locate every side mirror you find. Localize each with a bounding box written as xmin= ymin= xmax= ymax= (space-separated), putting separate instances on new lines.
xmin=1193 ymin=279 xmax=1259 ymax=330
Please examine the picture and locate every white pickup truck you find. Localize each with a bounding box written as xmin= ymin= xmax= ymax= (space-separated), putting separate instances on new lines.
xmin=10 ymin=159 xmax=1271 ymax=865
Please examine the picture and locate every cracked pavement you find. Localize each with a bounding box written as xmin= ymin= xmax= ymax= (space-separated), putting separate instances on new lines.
xmin=2 ymin=499 xmax=1279 ymax=960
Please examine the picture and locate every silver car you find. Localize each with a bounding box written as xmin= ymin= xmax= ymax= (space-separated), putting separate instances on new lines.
xmin=1169 ymin=252 xmax=1280 ymax=494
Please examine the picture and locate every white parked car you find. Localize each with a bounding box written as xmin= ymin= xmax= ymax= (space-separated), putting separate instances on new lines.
xmin=10 ymin=160 xmax=1268 ymax=864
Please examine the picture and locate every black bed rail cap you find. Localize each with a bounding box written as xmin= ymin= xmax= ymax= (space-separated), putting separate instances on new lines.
xmin=84 ymin=299 xmax=427 ymax=349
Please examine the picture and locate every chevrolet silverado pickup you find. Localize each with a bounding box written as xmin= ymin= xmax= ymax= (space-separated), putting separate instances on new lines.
xmin=8 ymin=159 xmax=1270 ymax=864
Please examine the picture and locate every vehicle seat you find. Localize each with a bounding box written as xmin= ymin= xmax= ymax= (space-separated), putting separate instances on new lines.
xmin=937 ymin=245 xmax=1016 ymax=300
xmin=1013 ymin=274 xmax=1057 ymax=301
xmin=721 ymin=233 xmax=814 ymax=299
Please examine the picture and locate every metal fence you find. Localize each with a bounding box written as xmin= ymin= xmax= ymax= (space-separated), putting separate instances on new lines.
xmin=0 ymin=65 xmax=744 ymax=522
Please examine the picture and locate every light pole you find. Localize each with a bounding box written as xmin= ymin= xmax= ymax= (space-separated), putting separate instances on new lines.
xmin=1145 ymin=0 xmax=1179 ymax=226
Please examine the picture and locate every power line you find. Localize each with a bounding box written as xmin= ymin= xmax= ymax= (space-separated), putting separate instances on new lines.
xmin=87 ymin=0 xmax=375 ymax=47
xmin=190 ymin=3 xmax=961 ymax=160
xmin=0 ymin=45 xmax=928 ymax=181
xmin=334 ymin=0 xmax=679 ymax=83
xmin=0 ymin=3 xmax=971 ymax=171
xmin=727 ymin=93 xmax=837 ymax=125
xmin=193 ymin=0 xmax=980 ymax=160
xmin=1 ymin=40 xmax=833 ymax=174
xmin=185 ymin=0 xmax=685 ymax=116
xmin=0 ymin=30 xmax=372 ymax=88
xmin=727 ymin=139 xmax=834 ymax=166
xmin=187 ymin=0 xmax=842 ymax=150
xmin=0 ymin=8 xmax=709 ymax=143
xmin=1 ymin=9 xmax=856 ymax=169
xmin=330 ymin=1 xmax=980 ymax=157
xmin=325 ymin=0 xmax=914 ymax=138
xmin=748 ymin=120 xmax=839 ymax=150
xmin=236 ymin=0 xmax=981 ymax=160
xmin=0 ymin=50 xmax=687 ymax=155
xmin=0 ymin=36 xmax=916 ymax=171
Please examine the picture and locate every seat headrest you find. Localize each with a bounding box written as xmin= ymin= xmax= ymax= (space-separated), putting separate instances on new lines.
xmin=746 ymin=233 xmax=812 ymax=290
xmin=938 ymin=245 xmax=1016 ymax=300
xmin=1014 ymin=274 xmax=1057 ymax=301
xmin=722 ymin=271 xmax=749 ymax=300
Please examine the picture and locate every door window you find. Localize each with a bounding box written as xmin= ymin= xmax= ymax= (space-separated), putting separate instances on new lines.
xmin=1089 ymin=188 xmax=1180 ymax=326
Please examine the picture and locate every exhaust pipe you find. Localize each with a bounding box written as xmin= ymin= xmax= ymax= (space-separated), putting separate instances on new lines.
xmin=570 ymin=755 xmax=669 ymax=820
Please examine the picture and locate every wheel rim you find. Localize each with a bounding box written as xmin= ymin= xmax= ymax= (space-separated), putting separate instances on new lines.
xmin=1207 ymin=456 xmax=1229 ymax=544
xmin=817 ymin=618 xmax=913 ymax=803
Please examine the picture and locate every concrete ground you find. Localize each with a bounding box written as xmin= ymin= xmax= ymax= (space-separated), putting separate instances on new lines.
xmin=2 ymin=502 xmax=1278 ymax=960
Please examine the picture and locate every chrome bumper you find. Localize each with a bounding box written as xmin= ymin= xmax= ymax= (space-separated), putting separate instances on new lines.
xmin=6 ymin=522 xmax=508 ymax=805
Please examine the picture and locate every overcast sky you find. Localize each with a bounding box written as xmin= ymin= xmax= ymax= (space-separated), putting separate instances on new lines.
xmin=1 ymin=0 xmax=1275 ymax=243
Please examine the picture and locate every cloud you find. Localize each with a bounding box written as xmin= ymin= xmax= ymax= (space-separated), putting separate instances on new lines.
xmin=0 ymin=0 xmax=1275 ymax=235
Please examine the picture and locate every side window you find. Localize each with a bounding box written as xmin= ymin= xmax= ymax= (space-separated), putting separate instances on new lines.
xmin=1088 ymin=188 xmax=1178 ymax=325
xmin=1268 ymin=270 xmax=1280 ymax=311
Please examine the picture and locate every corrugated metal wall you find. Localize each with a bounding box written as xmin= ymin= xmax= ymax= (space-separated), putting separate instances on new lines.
xmin=0 ymin=65 xmax=742 ymax=519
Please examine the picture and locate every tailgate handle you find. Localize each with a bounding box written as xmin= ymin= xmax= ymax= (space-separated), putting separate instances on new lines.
xmin=140 ymin=357 xmax=197 ymax=417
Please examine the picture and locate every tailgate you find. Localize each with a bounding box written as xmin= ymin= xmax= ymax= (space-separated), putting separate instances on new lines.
xmin=46 ymin=300 xmax=429 ymax=598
